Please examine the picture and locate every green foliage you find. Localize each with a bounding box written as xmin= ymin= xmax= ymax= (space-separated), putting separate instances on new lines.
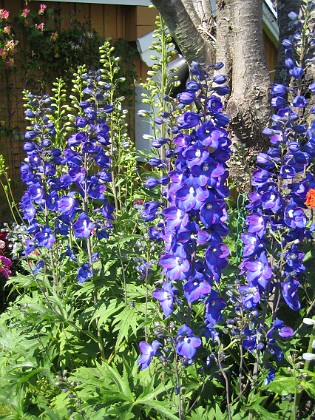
xmin=0 ymin=10 xmax=314 ymax=420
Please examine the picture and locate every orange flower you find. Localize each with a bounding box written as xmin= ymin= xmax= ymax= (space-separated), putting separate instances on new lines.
xmin=305 ymin=188 xmax=315 ymax=209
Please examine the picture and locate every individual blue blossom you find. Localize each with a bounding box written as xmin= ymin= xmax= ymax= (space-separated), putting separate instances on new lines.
xmin=282 ymin=277 xmax=301 ymax=311
xmin=264 ymin=367 xmax=275 ymax=385
xmin=73 ymin=212 xmax=95 ymax=238
xmin=238 ymin=285 xmax=260 ymax=310
xmin=142 ymin=201 xmax=161 ymax=222
xmin=32 ymin=260 xmax=45 ymax=275
xmin=175 ymin=325 xmax=201 ymax=359
xmin=78 ymin=263 xmax=93 ymax=283
xmin=289 ymin=66 xmax=304 ymax=79
xmin=205 ymin=290 xmax=226 ymax=327
xmin=137 ymin=340 xmax=162 ymax=370
xmin=57 ymin=196 xmax=78 ymax=215
xmin=239 ymin=251 xmax=273 ymax=290
xmin=34 ymin=226 xmax=55 ymax=249
xmin=183 ymin=275 xmax=211 ymax=303
xmin=284 ymin=199 xmax=307 ymax=229
xmin=159 ymin=244 xmax=190 ymax=281
xmin=152 ymin=282 xmax=177 ymax=317
xmin=177 ymin=91 xmax=196 ymax=105
xmin=267 ymin=318 xmax=294 ymax=339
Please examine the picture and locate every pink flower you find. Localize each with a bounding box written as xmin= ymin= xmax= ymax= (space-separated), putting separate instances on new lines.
xmin=0 ymin=255 xmax=12 ymax=279
xmin=0 ymin=48 xmax=6 ymax=59
xmin=6 ymin=57 xmax=14 ymax=68
xmin=38 ymin=3 xmax=47 ymax=15
xmin=0 ymin=9 xmax=9 ymax=20
xmin=3 ymin=25 xmax=11 ymax=34
xmin=5 ymin=40 xmax=16 ymax=52
xmin=35 ymin=22 xmax=45 ymax=31
xmin=21 ymin=8 xmax=30 ymax=18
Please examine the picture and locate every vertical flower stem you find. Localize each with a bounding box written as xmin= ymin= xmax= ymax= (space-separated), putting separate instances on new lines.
xmin=217 ymin=349 xmax=232 ymax=420
xmin=83 ymin=152 xmax=106 ymax=362
xmin=174 ymin=352 xmax=183 ymax=420
xmin=117 ymin=242 xmax=127 ymax=304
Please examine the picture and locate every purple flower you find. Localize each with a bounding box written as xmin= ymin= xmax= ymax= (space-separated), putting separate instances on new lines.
xmin=206 ymin=96 xmax=223 ymax=114
xmin=213 ymin=74 xmax=227 ymax=84
xmin=205 ymin=290 xmax=226 ymax=327
xmin=75 ymin=117 xmax=87 ymax=128
xmin=145 ymin=177 xmax=160 ymax=189
xmin=160 ymin=245 xmax=190 ymax=281
xmin=264 ymin=367 xmax=275 ymax=385
xmin=137 ymin=340 xmax=162 ymax=370
xmin=239 ymin=252 xmax=273 ymax=289
xmin=176 ymin=325 xmax=201 ymax=359
xmin=142 ymin=201 xmax=161 ymax=222
xmin=282 ymin=277 xmax=301 ymax=311
xmin=177 ymin=112 xmax=201 ymax=129
xmin=292 ymin=95 xmax=307 ymax=108
xmin=34 ymin=226 xmax=55 ymax=249
xmin=78 ymin=263 xmax=93 ymax=283
xmin=245 ymin=213 xmax=266 ymax=238
xmin=289 ymin=66 xmax=304 ymax=79
xmin=241 ymin=233 xmax=260 ymax=257
xmin=267 ymin=318 xmax=294 ymax=339
xmin=239 ymin=285 xmax=260 ymax=309
xmin=152 ymin=282 xmax=177 ymax=317
xmin=57 ymin=196 xmax=77 ymax=215
xmin=284 ymin=199 xmax=307 ymax=229
xmin=183 ymin=275 xmax=211 ymax=303
xmin=73 ymin=212 xmax=95 ymax=238
xmin=177 ymin=91 xmax=196 ymax=105
xmin=271 ymin=84 xmax=287 ymax=96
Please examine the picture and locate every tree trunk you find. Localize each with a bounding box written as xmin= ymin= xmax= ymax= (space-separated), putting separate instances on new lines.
xmin=150 ymin=0 xmax=215 ymax=63
xmin=151 ymin=0 xmax=272 ymax=149
xmin=223 ymin=0 xmax=271 ymax=147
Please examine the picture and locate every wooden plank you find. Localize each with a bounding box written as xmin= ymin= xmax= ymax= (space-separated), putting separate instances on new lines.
xmin=3 ymin=0 xmax=22 ymax=18
xmin=136 ymin=25 xmax=155 ymax=38
xmin=263 ymin=31 xmax=277 ymax=78
xmin=57 ymin=2 xmax=76 ymax=31
xmin=90 ymin=4 xmax=105 ymax=38
xmin=116 ymin=5 xmax=125 ymax=39
xmin=104 ymin=5 xmax=117 ymax=39
xmin=124 ymin=6 xmax=137 ymax=41
xmin=136 ymin=6 xmax=157 ymax=26
xmin=74 ymin=2 xmax=90 ymax=24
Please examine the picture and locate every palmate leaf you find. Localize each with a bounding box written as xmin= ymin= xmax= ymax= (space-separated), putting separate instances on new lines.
xmin=263 ymin=375 xmax=298 ymax=395
xmin=112 ymin=304 xmax=139 ymax=348
xmin=138 ymin=399 xmax=178 ymax=420
xmin=188 ymin=405 xmax=226 ymax=420
xmin=5 ymin=272 xmax=36 ymax=291
xmin=89 ymin=299 xmax=124 ymax=329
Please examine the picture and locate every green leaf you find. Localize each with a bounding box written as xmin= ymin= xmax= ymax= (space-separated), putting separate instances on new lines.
xmin=264 ymin=376 xmax=298 ymax=395
xmin=90 ymin=300 xmax=123 ymax=328
xmin=112 ymin=305 xmax=139 ymax=348
xmin=138 ymin=399 xmax=178 ymax=420
xmin=98 ymin=363 xmax=134 ymax=402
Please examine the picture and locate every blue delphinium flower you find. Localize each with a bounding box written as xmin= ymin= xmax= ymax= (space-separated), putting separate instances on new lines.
xmin=238 ymin=21 xmax=315 ymax=371
xmin=20 ymin=71 xmax=115 ymax=284
xmin=137 ymin=340 xmax=162 ymax=370
xmin=140 ymin=62 xmax=231 ymax=365
xmin=175 ymin=325 xmax=201 ymax=360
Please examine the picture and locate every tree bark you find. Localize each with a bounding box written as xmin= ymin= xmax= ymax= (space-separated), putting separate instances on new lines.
xmin=224 ymin=0 xmax=271 ymax=147
xmin=151 ymin=0 xmax=272 ymax=148
xmin=150 ymin=0 xmax=215 ymax=63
